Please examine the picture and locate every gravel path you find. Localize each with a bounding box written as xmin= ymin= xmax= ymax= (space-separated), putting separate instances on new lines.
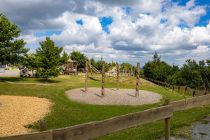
xmin=5 ymin=81 xmax=52 ymax=86
xmin=66 ymin=88 xmax=162 ymax=105
xmin=0 ymin=95 xmax=52 ymax=137
xmin=0 ymin=70 xmax=20 ymax=77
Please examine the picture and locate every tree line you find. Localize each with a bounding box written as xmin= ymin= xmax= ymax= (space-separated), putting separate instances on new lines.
xmin=143 ymin=52 xmax=210 ymax=90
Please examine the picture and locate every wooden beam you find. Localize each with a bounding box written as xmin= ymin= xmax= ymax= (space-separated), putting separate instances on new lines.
xmin=85 ymin=61 xmax=88 ymax=92
xmin=53 ymin=105 xmax=173 ymax=140
xmin=1 ymin=131 xmax=52 ymax=140
xmin=116 ymin=62 xmax=120 ymax=90
xmin=101 ymin=61 xmax=105 ymax=96
xmin=164 ymin=117 xmax=171 ymax=140
xmin=135 ymin=63 xmax=140 ymax=97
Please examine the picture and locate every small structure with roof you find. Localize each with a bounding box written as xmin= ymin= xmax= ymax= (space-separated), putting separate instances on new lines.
xmin=63 ymin=59 xmax=77 ymax=75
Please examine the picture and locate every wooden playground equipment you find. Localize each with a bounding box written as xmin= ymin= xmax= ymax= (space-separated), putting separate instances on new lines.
xmin=84 ymin=61 xmax=141 ymax=96
xmin=63 ymin=59 xmax=77 ymax=75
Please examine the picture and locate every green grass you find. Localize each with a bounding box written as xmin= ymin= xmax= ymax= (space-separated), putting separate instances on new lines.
xmin=0 ymin=75 xmax=208 ymax=139
xmin=97 ymin=106 xmax=210 ymax=140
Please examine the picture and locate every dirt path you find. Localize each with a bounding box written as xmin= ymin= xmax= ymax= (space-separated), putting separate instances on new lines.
xmin=66 ymin=88 xmax=162 ymax=105
xmin=0 ymin=70 xmax=20 ymax=77
xmin=5 ymin=81 xmax=52 ymax=86
xmin=0 ymin=95 xmax=52 ymax=137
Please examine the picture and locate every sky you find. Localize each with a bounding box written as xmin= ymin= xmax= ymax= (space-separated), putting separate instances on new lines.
xmin=0 ymin=0 xmax=210 ymax=66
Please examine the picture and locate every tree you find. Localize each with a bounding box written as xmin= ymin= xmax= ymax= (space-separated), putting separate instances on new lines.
xmin=35 ymin=37 xmax=63 ymax=79
xmin=143 ymin=52 xmax=173 ymax=82
xmin=120 ymin=62 xmax=133 ymax=72
xmin=167 ymin=59 xmax=203 ymax=88
xmin=24 ymin=54 xmax=40 ymax=70
xmin=153 ymin=52 xmax=161 ymax=63
xmin=70 ymin=51 xmax=87 ymax=69
xmin=60 ymin=51 xmax=69 ymax=64
xmin=0 ymin=14 xmax=28 ymax=65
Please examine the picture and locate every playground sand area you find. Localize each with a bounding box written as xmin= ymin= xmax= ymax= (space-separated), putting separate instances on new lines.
xmin=66 ymin=88 xmax=162 ymax=105
xmin=0 ymin=95 xmax=52 ymax=137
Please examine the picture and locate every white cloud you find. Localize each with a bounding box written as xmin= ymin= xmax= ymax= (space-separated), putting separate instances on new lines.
xmin=3 ymin=0 xmax=209 ymax=65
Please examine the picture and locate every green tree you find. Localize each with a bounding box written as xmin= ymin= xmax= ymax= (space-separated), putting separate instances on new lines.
xmin=168 ymin=59 xmax=203 ymax=88
xmin=70 ymin=51 xmax=87 ymax=69
xmin=120 ymin=62 xmax=133 ymax=72
xmin=60 ymin=51 xmax=69 ymax=64
xmin=35 ymin=37 xmax=63 ymax=79
xmin=143 ymin=52 xmax=173 ymax=82
xmin=24 ymin=54 xmax=40 ymax=70
xmin=0 ymin=14 xmax=28 ymax=65
xmin=153 ymin=51 xmax=161 ymax=63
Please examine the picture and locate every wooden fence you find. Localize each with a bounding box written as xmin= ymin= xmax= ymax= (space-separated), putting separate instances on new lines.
xmin=143 ymin=77 xmax=209 ymax=96
xmin=2 ymin=94 xmax=210 ymax=140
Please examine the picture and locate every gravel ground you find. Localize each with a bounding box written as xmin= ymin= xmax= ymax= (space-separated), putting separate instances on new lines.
xmin=66 ymin=87 xmax=162 ymax=105
xmin=0 ymin=95 xmax=52 ymax=137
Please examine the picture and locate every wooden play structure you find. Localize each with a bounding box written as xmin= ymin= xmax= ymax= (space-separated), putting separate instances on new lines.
xmin=84 ymin=61 xmax=141 ymax=96
xmin=63 ymin=59 xmax=77 ymax=75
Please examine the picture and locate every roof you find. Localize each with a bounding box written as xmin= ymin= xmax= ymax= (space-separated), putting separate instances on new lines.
xmin=67 ymin=59 xmax=77 ymax=62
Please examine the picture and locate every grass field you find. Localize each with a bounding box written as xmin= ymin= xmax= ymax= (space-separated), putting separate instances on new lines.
xmin=0 ymin=75 xmax=209 ymax=139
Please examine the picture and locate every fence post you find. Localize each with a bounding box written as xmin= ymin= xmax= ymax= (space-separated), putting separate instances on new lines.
xmin=204 ymin=88 xmax=207 ymax=95
xmin=116 ymin=62 xmax=120 ymax=90
xmin=178 ymin=86 xmax=180 ymax=92
xmin=85 ymin=61 xmax=88 ymax=92
xmin=165 ymin=117 xmax=171 ymax=140
xmin=193 ymin=90 xmax=196 ymax=97
xmin=184 ymin=86 xmax=187 ymax=94
xmin=135 ymin=63 xmax=140 ymax=97
xmin=101 ymin=61 xmax=105 ymax=96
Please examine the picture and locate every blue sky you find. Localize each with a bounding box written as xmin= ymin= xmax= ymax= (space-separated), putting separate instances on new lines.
xmin=99 ymin=16 xmax=113 ymax=33
xmin=0 ymin=0 xmax=209 ymax=65
xmin=35 ymin=30 xmax=62 ymax=37
xmin=175 ymin=0 xmax=210 ymax=26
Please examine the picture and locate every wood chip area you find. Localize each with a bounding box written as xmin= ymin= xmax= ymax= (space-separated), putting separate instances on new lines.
xmin=0 ymin=95 xmax=52 ymax=137
xmin=66 ymin=88 xmax=162 ymax=105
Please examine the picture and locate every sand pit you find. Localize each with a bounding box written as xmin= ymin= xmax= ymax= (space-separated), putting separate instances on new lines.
xmin=0 ymin=95 xmax=52 ymax=137
xmin=66 ymin=88 xmax=162 ymax=105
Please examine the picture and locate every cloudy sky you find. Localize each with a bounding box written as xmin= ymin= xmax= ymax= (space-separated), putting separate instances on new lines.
xmin=0 ymin=0 xmax=210 ymax=66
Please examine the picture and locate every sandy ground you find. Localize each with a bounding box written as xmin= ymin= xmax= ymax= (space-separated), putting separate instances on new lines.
xmin=66 ymin=88 xmax=162 ymax=105
xmin=0 ymin=95 xmax=52 ymax=137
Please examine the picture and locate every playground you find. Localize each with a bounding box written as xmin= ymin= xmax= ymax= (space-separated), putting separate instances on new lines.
xmin=0 ymin=62 xmax=210 ymax=139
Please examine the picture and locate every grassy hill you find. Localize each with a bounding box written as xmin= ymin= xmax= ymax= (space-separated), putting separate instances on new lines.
xmin=0 ymin=75 xmax=209 ymax=139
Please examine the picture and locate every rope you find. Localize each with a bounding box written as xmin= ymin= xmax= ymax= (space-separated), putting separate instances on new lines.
xmin=88 ymin=63 xmax=101 ymax=74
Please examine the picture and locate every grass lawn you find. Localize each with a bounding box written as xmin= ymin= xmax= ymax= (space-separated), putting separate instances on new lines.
xmin=0 ymin=75 xmax=209 ymax=139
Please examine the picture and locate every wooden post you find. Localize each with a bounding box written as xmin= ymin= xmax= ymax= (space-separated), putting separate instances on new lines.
xmin=178 ymin=86 xmax=180 ymax=92
xmin=75 ymin=63 xmax=78 ymax=75
xmin=85 ymin=61 xmax=88 ymax=92
xmin=132 ymin=66 xmax=135 ymax=77
xmin=135 ymin=63 xmax=140 ymax=97
xmin=184 ymin=86 xmax=188 ymax=94
xmin=116 ymin=63 xmax=120 ymax=90
xmin=101 ymin=61 xmax=105 ymax=96
xmin=204 ymin=88 xmax=207 ymax=95
xmin=165 ymin=117 xmax=171 ymax=140
xmin=130 ymin=66 xmax=132 ymax=76
xmin=193 ymin=90 xmax=196 ymax=97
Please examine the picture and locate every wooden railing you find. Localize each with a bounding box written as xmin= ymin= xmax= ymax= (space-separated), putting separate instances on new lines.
xmin=143 ymin=77 xmax=209 ymax=96
xmin=2 ymin=94 xmax=210 ymax=140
